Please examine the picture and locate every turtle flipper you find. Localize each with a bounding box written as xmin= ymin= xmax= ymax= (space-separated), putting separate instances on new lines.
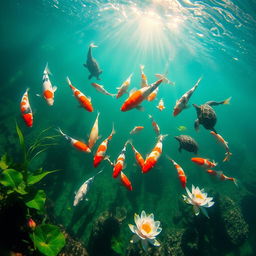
xmin=194 ymin=119 xmax=200 ymax=132
xmin=211 ymin=127 xmax=217 ymax=133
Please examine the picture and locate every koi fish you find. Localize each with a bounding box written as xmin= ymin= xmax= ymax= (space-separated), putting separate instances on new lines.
xmin=20 ymin=88 xmax=33 ymax=127
xmin=88 ymin=112 xmax=100 ymax=149
xmin=121 ymin=79 xmax=163 ymax=111
xmin=140 ymin=65 xmax=148 ymax=88
xmin=41 ymin=63 xmax=57 ymax=106
xmin=116 ymin=74 xmax=133 ymax=98
xmin=113 ymin=141 xmax=129 ymax=178
xmin=157 ymin=98 xmax=165 ymax=111
xmin=155 ymin=73 xmax=175 ymax=86
xmin=57 ymin=128 xmax=91 ymax=153
xmin=147 ymin=87 xmax=159 ymax=101
xmin=73 ymin=169 xmax=103 ymax=206
xmin=91 ymin=82 xmax=116 ymax=97
xmin=207 ymin=169 xmax=238 ymax=187
xmin=129 ymin=142 xmax=144 ymax=169
xmin=148 ymin=114 xmax=160 ymax=136
xmin=191 ymin=157 xmax=217 ymax=168
xmin=94 ymin=125 xmax=115 ymax=167
xmin=205 ymin=97 xmax=231 ymax=106
xmin=142 ymin=134 xmax=168 ymax=173
xmin=130 ymin=126 xmax=144 ymax=134
xmin=210 ymin=131 xmax=232 ymax=162
xmin=167 ymin=157 xmax=187 ymax=188
xmin=173 ymin=76 xmax=202 ymax=116
xmin=120 ymin=171 xmax=132 ymax=191
xmin=67 ymin=77 xmax=93 ymax=112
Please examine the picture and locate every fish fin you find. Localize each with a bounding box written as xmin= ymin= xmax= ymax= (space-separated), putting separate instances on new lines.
xmin=53 ymin=86 xmax=57 ymax=92
xmin=66 ymin=76 xmax=71 ymax=85
xmin=35 ymin=93 xmax=41 ymax=97
xmin=136 ymin=105 xmax=144 ymax=111
xmin=223 ymin=97 xmax=232 ymax=105
xmin=88 ymin=74 xmax=93 ymax=80
xmin=129 ymin=88 xmax=137 ymax=96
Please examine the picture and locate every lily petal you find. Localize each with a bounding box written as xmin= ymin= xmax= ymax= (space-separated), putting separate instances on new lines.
xmin=128 ymin=224 xmax=136 ymax=233
xmin=141 ymin=210 xmax=146 ymax=219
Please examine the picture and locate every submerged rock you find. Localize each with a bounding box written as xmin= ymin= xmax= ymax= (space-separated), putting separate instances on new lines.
xmin=218 ymin=196 xmax=249 ymax=245
xmin=88 ymin=211 xmax=120 ymax=256
xmin=60 ymin=230 xmax=89 ymax=256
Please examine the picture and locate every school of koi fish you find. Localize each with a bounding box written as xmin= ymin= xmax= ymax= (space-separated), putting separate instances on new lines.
xmin=20 ymin=43 xmax=236 ymax=251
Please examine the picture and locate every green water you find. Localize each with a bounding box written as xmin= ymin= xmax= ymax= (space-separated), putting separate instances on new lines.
xmin=1 ymin=0 xmax=256 ymax=255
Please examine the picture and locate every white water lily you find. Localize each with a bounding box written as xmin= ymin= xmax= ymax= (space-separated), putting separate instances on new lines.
xmin=183 ymin=185 xmax=214 ymax=218
xmin=128 ymin=210 xmax=162 ymax=251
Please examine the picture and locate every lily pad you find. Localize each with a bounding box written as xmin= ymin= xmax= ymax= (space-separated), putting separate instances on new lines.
xmin=0 ymin=168 xmax=27 ymax=194
xmin=31 ymin=224 xmax=66 ymax=256
xmin=25 ymin=189 xmax=46 ymax=212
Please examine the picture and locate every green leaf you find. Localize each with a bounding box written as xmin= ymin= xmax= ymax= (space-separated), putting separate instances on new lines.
xmin=25 ymin=190 xmax=46 ymax=212
xmin=27 ymin=169 xmax=59 ymax=186
xmin=31 ymin=224 xmax=66 ymax=256
xmin=0 ymin=169 xmax=27 ymax=194
xmin=0 ymin=154 xmax=9 ymax=170
xmin=16 ymin=122 xmax=27 ymax=162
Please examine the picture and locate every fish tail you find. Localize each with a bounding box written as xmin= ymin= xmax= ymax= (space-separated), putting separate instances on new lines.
xmin=66 ymin=76 xmax=71 ymax=85
xmin=56 ymin=127 xmax=68 ymax=140
xmin=233 ymin=178 xmax=239 ymax=187
xmin=45 ymin=62 xmax=52 ymax=75
xmin=140 ymin=65 xmax=144 ymax=71
xmin=223 ymin=97 xmax=232 ymax=105
xmin=223 ymin=152 xmax=232 ymax=162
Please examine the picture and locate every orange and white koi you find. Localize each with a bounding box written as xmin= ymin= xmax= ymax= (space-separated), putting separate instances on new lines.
xmin=113 ymin=141 xmax=129 ymax=178
xmin=142 ymin=134 xmax=168 ymax=173
xmin=42 ymin=63 xmax=57 ymax=106
xmin=67 ymin=77 xmax=93 ymax=112
xmin=88 ymin=112 xmax=100 ymax=149
xmin=93 ymin=125 xmax=115 ymax=168
xmin=147 ymin=87 xmax=159 ymax=101
xmin=91 ymin=82 xmax=116 ymax=97
xmin=210 ymin=131 xmax=232 ymax=162
xmin=116 ymin=74 xmax=133 ymax=98
xmin=167 ymin=157 xmax=187 ymax=188
xmin=173 ymin=76 xmax=202 ymax=116
xmin=120 ymin=171 xmax=132 ymax=191
xmin=20 ymin=88 xmax=33 ymax=127
xmin=157 ymin=98 xmax=165 ymax=111
xmin=57 ymin=128 xmax=91 ymax=153
xmin=148 ymin=114 xmax=160 ymax=136
xmin=207 ymin=170 xmax=238 ymax=187
xmin=129 ymin=142 xmax=144 ymax=169
xmin=155 ymin=73 xmax=175 ymax=86
xmin=191 ymin=157 xmax=217 ymax=168
xmin=121 ymin=79 xmax=163 ymax=111
xmin=140 ymin=65 xmax=148 ymax=88
xmin=130 ymin=126 xmax=144 ymax=134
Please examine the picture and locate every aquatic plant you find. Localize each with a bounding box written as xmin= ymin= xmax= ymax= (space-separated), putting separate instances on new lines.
xmin=183 ymin=185 xmax=214 ymax=218
xmin=0 ymin=123 xmax=66 ymax=255
xmin=128 ymin=210 xmax=162 ymax=251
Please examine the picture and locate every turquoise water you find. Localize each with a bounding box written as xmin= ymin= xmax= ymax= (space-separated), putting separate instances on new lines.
xmin=1 ymin=0 xmax=256 ymax=255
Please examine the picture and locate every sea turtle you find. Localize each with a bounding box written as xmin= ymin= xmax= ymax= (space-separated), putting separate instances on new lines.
xmin=193 ymin=97 xmax=231 ymax=133
xmin=175 ymin=135 xmax=199 ymax=154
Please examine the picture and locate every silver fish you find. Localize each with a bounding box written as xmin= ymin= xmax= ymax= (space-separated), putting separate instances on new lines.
xmin=73 ymin=169 xmax=103 ymax=206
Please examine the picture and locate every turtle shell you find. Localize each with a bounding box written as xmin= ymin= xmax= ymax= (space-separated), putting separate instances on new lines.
xmin=175 ymin=135 xmax=198 ymax=154
xmin=196 ymin=104 xmax=217 ymax=130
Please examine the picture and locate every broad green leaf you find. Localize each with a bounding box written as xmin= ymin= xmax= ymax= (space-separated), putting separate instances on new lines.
xmin=27 ymin=170 xmax=59 ymax=185
xmin=0 ymin=169 xmax=27 ymax=194
xmin=31 ymin=224 xmax=66 ymax=256
xmin=25 ymin=190 xmax=46 ymax=212
xmin=0 ymin=154 xmax=9 ymax=170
